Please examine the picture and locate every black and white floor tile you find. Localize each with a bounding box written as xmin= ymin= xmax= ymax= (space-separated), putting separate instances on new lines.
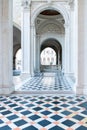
xmin=17 ymin=72 xmax=72 ymax=92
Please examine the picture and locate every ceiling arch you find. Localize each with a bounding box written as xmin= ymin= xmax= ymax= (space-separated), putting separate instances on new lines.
xmin=31 ymin=3 xmax=70 ymax=26
xmin=41 ymin=38 xmax=62 ymax=53
xmin=37 ymin=19 xmax=65 ymax=35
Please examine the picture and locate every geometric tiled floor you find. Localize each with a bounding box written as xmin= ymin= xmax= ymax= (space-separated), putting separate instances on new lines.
xmin=0 ymin=95 xmax=87 ymax=130
xmin=17 ymin=72 xmax=73 ymax=92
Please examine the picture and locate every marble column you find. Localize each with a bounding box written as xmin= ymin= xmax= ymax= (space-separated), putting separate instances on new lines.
xmin=58 ymin=49 xmax=59 ymax=69
xmin=0 ymin=0 xmax=14 ymax=94
xmin=69 ymin=0 xmax=77 ymax=80
xmin=76 ymin=0 xmax=87 ymax=95
xmin=21 ymin=2 xmax=31 ymax=76
xmin=30 ymin=25 xmax=35 ymax=76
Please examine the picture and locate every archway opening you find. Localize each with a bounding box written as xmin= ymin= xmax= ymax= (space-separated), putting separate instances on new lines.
xmin=35 ymin=8 xmax=64 ymax=73
xmin=13 ymin=49 xmax=22 ymax=76
xmin=15 ymin=49 xmax=22 ymax=71
xmin=41 ymin=47 xmax=57 ymax=66
xmin=13 ymin=25 xmax=21 ymax=76
xmin=40 ymin=39 xmax=62 ymax=72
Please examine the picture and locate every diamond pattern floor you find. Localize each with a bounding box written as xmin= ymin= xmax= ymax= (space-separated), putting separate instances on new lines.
xmin=0 ymin=95 xmax=87 ymax=130
xmin=16 ymin=72 xmax=72 ymax=92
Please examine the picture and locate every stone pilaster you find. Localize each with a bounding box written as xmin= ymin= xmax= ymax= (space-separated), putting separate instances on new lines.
xmin=69 ymin=0 xmax=77 ymax=79
xmin=64 ymin=24 xmax=70 ymax=76
xmin=76 ymin=0 xmax=87 ymax=95
xmin=35 ymin=35 xmax=40 ymax=73
xmin=0 ymin=0 xmax=14 ymax=94
xmin=30 ymin=25 xmax=35 ymax=76
xmin=21 ymin=0 xmax=31 ymax=76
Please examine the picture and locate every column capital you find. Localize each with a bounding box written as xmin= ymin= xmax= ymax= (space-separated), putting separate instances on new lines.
xmin=67 ymin=0 xmax=74 ymax=4
xmin=67 ymin=0 xmax=75 ymax=10
xmin=47 ymin=0 xmax=52 ymax=4
xmin=21 ymin=0 xmax=31 ymax=9
xmin=36 ymin=34 xmax=41 ymax=40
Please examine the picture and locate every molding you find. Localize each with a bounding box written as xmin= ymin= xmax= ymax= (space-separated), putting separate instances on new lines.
xmin=21 ymin=0 xmax=31 ymax=9
xmin=38 ymin=23 xmax=64 ymax=34
xmin=68 ymin=0 xmax=75 ymax=10
xmin=29 ymin=0 xmax=74 ymax=2
xmin=0 ymin=86 xmax=15 ymax=95
xmin=68 ymin=0 xmax=74 ymax=4
xmin=31 ymin=3 xmax=70 ymax=26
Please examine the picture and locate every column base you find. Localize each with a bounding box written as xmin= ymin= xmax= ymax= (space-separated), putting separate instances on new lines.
xmin=21 ymin=72 xmax=31 ymax=78
xmin=64 ymin=73 xmax=75 ymax=81
xmin=34 ymin=70 xmax=40 ymax=73
xmin=76 ymin=85 xmax=87 ymax=95
xmin=21 ymin=72 xmax=35 ymax=78
xmin=64 ymin=72 xmax=74 ymax=77
xmin=34 ymin=71 xmax=41 ymax=76
xmin=0 ymin=85 xmax=15 ymax=95
xmin=64 ymin=73 xmax=76 ymax=88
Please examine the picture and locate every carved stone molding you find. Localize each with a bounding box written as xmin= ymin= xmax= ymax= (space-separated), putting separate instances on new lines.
xmin=38 ymin=23 xmax=64 ymax=34
xmin=68 ymin=0 xmax=75 ymax=10
xmin=21 ymin=0 xmax=31 ymax=9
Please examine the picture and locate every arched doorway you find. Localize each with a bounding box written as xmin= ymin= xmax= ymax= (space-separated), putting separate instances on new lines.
xmin=15 ymin=49 xmax=22 ymax=71
xmin=40 ymin=39 xmax=62 ymax=72
xmin=41 ymin=47 xmax=57 ymax=72
xmin=13 ymin=25 xmax=21 ymax=75
xmin=13 ymin=49 xmax=22 ymax=76
xmin=34 ymin=9 xmax=64 ymax=73
xmin=41 ymin=47 xmax=57 ymax=66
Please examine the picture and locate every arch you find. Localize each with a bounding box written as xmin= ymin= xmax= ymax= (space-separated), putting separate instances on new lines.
xmin=40 ymin=38 xmax=62 ymax=70
xmin=41 ymin=47 xmax=57 ymax=66
xmin=31 ymin=3 xmax=70 ymax=26
xmin=15 ymin=48 xmax=22 ymax=71
xmin=13 ymin=22 xmax=21 ymax=31
xmin=13 ymin=44 xmax=21 ymax=57
xmin=41 ymin=38 xmax=62 ymax=53
xmin=13 ymin=44 xmax=21 ymax=70
xmin=40 ymin=35 xmax=63 ymax=47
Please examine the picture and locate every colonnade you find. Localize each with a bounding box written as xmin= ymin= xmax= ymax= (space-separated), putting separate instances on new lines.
xmin=0 ymin=0 xmax=87 ymax=95
xmin=21 ymin=2 xmax=71 ymax=77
